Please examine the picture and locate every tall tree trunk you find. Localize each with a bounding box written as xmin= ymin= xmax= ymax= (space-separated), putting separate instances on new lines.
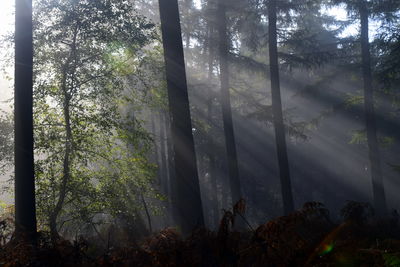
xmin=160 ymin=113 xmax=168 ymax=196
xmin=158 ymin=0 xmax=204 ymax=234
xmin=165 ymin=115 xmax=177 ymax=226
xmin=160 ymin=113 xmax=173 ymax=226
xmin=217 ymin=0 xmax=242 ymax=206
xmin=220 ymin=160 xmax=229 ymax=210
xmin=359 ymin=2 xmax=387 ymax=215
xmin=14 ymin=0 xmax=36 ymax=240
xmin=150 ymin=112 xmax=161 ymax=184
xmin=50 ymin=65 xmax=73 ymax=242
xmin=49 ymin=25 xmax=79 ymax=241
xmin=268 ymin=0 xmax=294 ymax=215
xmin=207 ymin=24 xmax=219 ymax=228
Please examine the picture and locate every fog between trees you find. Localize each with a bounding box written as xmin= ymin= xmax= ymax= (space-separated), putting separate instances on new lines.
xmin=0 ymin=0 xmax=400 ymax=242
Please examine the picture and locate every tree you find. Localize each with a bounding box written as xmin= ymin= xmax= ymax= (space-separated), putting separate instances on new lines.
xmin=205 ymin=5 xmax=220 ymax=227
xmin=328 ymin=0 xmax=388 ymax=214
xmin=14 ymin=0 xmax=36 ymax=239
xmin=374 ymin=6 xmax=400 ymax=90
xmin=217 ymin=0 xmax=242 ymax=206
xmin=32 ymin=0 xmax=156 ymax=240
xmin=268 ymin=0 xmax=294 ymax=215
xmin=359 ymin=0 xmax=387 ymax=214
xmin=158 ymin=0 xmax=205 ymax=234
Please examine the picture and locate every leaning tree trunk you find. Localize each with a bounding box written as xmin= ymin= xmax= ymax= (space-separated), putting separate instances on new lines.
xmin=268 ymin=0 xmax=294 ymax=215
xmin=217 ymin=0 xmax=242 ymax=206
xmin=158 ymin=0 xmax=204 ymax=234
xmin=14 ymin=0 xmax=37 ymax=240
xmin=359 ymin=2 xmax=387 ymax=215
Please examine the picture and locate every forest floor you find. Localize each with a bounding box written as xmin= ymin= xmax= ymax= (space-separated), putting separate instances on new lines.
xmin=0 ymin=201 xmax=400 ymax=266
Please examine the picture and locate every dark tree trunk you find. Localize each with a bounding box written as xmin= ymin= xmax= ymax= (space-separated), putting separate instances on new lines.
xmin=220 ymin=159 xmax=229 ymax=210
xmin=207 ymin=24 xmax=219 ymax=229
xmin=268 ymin=0 xmax=294 ymax=215
xmin=359 ymin=3 xmax=387 ymax=215
xmin=217 ymin=0 xmax=242 ymax=205
xmin=158 ymin=0 xmax=204 ymax=234
xmin=14 ymin=0 xmax=37 ymax=240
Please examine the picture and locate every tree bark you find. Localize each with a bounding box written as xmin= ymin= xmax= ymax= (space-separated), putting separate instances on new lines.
xmin=217 ymin=0 xmax=242 ymax=206
xmin=158 ymin=0 xmax=204 ymax=234
xmin=14 ymin=0 xmax=37 ymax=240
xmin=268 ymin=0 xmax=294 ymax=215
xmin=207 ymin=24 xmax=219 ymax=228
xmin=359 ymin=2 xmax=387 ymax=215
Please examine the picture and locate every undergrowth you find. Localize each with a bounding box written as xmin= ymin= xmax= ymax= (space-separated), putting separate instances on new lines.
xmin=0 ymin=200 xmax=399 ymax=266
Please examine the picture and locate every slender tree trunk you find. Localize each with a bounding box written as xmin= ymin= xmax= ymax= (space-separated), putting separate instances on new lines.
xmin=165 ymin=115 xmax=177 ymax=226
xmin=150 ymin=112 xmax=161 ymax=184
xmin=158 ymin=0 xmax=204 ymax=234
xmin=217 ymin=0 xmax=242 ymax=206
xmin=207 ymin=24 xmax=220 ymax=228
xmin=160 ymin=113 xmax=172 ymax=226
xmin=268 ymin=0 xmax=294 ymax=215
xmin=14 ymin=0 xmax=36 ymax=240
xmin=141 ymin=193 xmax=152 ymax=232
xmin=50 ymin=66 xmax=73 ymax=242
xmin=220 ymin=160 xmax=229 ymax=210
xmin=49 ymin=25 xmax=79 ymax=241
xmin=359 ymin=3 xmax=387 ymax=215
xmin=160 ymin=113 xmax=168 ymax=196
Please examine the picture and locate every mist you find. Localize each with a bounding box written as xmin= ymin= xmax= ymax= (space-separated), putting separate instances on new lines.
xmin=0 ymin=0 xmax=400 ymax=266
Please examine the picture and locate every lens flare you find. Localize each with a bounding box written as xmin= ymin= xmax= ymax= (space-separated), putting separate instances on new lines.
xmin=319 ymin=242 xmax=334 ymax=256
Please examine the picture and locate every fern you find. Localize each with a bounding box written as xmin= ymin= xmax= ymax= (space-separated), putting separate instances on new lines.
xmin=383 ymin=253 xmax=400 ymax=267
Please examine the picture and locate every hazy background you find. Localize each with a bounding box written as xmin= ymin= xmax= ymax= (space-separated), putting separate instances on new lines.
xmin=0 ymin=0 xmax=14 ymax=204
xmin=0 ymin=0 xmax=398 ymax=220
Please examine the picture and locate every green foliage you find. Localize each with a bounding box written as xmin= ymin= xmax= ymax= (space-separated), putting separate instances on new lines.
xmin=383 ymin=253 xmax=400 ymax=267
xmin=349 ymin=130 xmax=367 ymax=145
xmin=0 ymin=113 xmax=13 ymax=175
xmin=124 ymin=44 xmax=168 ymax=111
xmin=280 ymin=2 xmax=341 ymax=70
xmin=349 ymin=129 xmax=395 ymax=148
xmin=345 ymin=93 xmax=364 ymax=107
xmin=31 ymin=0 xmax=159 ymax=234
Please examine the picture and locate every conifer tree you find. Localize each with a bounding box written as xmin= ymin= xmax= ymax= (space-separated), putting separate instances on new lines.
xmin=268 ymin=0 xmax=295 ymax=215
xmin=158 ymin=0 xmax=205 ymax=234
xmin=14 ymin=0 xmax=37 ymax=239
